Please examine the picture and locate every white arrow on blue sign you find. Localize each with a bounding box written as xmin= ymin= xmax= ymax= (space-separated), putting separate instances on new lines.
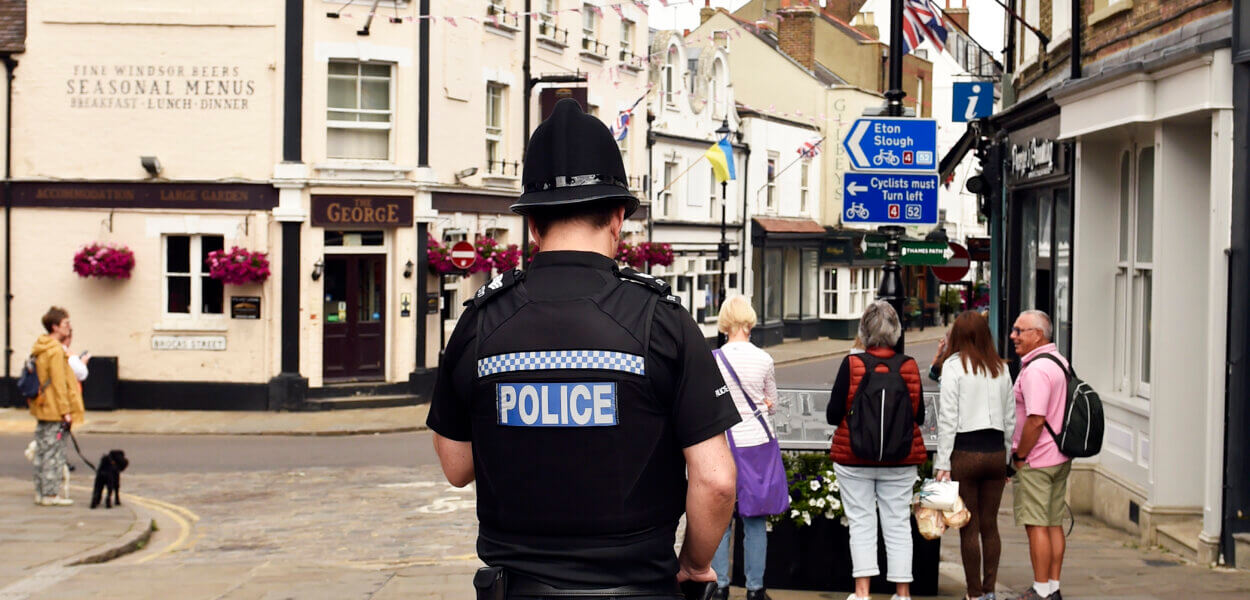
xmin=842 ymin=117 xmax=938 ymax=172
xmin=952 ymin=81 xmax=994 ymax=122
xmin=842 ymin=172 xmax=940 ymax=225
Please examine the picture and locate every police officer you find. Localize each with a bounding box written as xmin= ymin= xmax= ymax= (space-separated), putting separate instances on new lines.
xmin=427 ymin=98 xmax=741 ymax=600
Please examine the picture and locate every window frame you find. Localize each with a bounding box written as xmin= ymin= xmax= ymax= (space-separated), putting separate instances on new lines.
xmin=620 ymin=19 xmax=634 ymax=55
xmin=582 ymin=3 xmax=598 ymax=44
xmin=661 ymin=159 xmax=678 ymax=219
xmin=765 ymin=154 xmax=778 ymax=213
xmin=485 ymin=82 xmax=506 ymax=168
xmin=799 ymin=160 xmax=810 ymax=215
xmin=1113 ymin=145 xmax=1155 ymax=400
xmin=820 ymin=267 xmax=839 ymax=318
xmin=326 ymin=60 xmax=395 ymax=161
xmin=162 ymin=234 xmax=226 ymax=320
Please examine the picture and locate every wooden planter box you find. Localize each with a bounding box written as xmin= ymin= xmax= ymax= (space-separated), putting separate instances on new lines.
xmin=730 ymin=514 xmax=941 ymax=595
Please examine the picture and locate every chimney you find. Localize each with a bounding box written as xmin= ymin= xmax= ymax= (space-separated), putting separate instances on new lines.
xmin=944 ymin=0 xmax=969 ymax=31
xmin=852 ymin=12 xmax=879 ymax=40
xmin=823 ymin=0 xmax=869 ymax=24
xmin=700 ymin=0 xmax=716 ymax=25
xmin=777 ymin=6 xmax=817 ymax=70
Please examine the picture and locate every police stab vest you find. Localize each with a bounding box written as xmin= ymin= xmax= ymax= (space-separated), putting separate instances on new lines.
xmin=469 ymin=268 xmax=687 ymax=537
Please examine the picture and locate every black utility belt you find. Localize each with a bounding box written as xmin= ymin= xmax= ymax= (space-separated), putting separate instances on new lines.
xmin=474 ymin=567 xmax=682 ymax=599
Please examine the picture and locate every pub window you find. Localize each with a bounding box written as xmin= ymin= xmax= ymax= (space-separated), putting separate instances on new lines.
xmin=486 ymin=83 xmax=507 ymax=170
xmin=1114 ymin=146 xmax=1154 ymax=399
xmin=820 ymin=267 xmax=839 ymax=317
xmin=164 ymin=235 xmax=224 ymax=317
xmin=325 ymin=231 xmax=385 ymax=247
xmin=327 ymin=60 xmax=394 ymax=161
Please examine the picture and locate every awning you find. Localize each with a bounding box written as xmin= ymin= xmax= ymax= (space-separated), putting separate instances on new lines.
xmin=752 ymin=217 xmax=825 ymax=234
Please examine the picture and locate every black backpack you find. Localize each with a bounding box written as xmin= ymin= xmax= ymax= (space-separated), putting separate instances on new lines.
xmin=847 ymin=353 xmax=915 ymax=462
xmin=16 ymin=355 xmax=44 ymax=401
xmin=1027 ymin=354 xmax=1104 ymax=458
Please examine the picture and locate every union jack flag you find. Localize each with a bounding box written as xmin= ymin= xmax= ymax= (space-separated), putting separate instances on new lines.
xmin=796 ymin=139 xmax=822 ymax=159
xmin=610 ymin=110 xmax=632 ymax=141
xmin=900 ymin=0 xmax=947 ymax=55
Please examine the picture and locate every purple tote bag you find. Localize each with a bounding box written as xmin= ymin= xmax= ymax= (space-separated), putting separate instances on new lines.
xmin=714 ymin=349 xmax=791 ymax=518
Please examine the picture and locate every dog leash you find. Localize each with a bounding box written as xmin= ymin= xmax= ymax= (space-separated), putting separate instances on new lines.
xmin=60 ymin=425 xmax=97 ymax=472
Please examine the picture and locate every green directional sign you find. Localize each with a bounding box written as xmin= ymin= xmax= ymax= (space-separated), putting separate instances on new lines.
xmin=860 ymin=235 xmax=888 ymax=260
xmin=899 ymin=241 xmax=951 ymax=266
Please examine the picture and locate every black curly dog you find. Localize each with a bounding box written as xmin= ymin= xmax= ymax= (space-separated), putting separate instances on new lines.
xmin=90 ymin=450 xmax=128 ymax=509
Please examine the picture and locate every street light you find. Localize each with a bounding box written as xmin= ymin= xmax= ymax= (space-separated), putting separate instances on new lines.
xmin=716 ymin=118 xmax=731 ymax=347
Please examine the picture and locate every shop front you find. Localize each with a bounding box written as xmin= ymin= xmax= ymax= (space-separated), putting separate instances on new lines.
xmin=816 ymin=232 xmax=885 ymax=340
xmin=750 ymin=218 xmax=823 ymax=347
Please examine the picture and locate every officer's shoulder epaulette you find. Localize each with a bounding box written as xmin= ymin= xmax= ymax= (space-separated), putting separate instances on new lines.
xmin=616 ymin=267 xmax=682 ymax=305
xmin=466 ymin=268 xmax=525 ymax=308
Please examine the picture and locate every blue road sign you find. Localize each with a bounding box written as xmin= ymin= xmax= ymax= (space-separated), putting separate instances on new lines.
xmin=952 ymin=82 xmax=994 ymax=122
xmin=842 ymin=172 xmax=940 ymax=225
xmin=842 ymin=117 xmax=938 ymax=172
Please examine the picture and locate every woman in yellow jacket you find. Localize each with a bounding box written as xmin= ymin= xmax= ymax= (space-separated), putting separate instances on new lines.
xmin=29 ymin=306 xmax=84 ymax=506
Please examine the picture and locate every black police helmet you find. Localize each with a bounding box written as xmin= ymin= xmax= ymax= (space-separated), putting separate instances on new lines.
xmin=512 ymin=98 xmax=640 ymax=218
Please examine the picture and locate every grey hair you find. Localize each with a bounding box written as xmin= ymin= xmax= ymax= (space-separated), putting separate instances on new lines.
xmin=858 ymin=300 xmax=902 ymax=348
xmin=1021 ymin=309 xmax=1053 ymax=341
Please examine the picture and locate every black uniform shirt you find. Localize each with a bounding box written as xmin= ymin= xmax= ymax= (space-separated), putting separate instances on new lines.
xmin=426 ymin=250 xmax=740 ymax=586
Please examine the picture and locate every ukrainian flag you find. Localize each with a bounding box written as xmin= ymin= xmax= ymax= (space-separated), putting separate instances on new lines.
xmin=705 ymin=137 xmax=736 ymax=183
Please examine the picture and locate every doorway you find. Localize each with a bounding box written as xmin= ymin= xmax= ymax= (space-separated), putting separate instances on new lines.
xmin=323 ymin=255 xmax=386 ymax=381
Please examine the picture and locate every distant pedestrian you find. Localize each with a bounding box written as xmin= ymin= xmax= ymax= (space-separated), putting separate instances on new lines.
xmin=827 ymin=301 xmax=927 ymax=600
xmin=933 ymin=312 xmax=1015 ymax=600
xmin=29 ymin=306 xmax=85 ymax=506
xmin=710 ymin=295 xmax=783 ymax=600
xmin=1009 ymin=310 xmax=1070 ymax=600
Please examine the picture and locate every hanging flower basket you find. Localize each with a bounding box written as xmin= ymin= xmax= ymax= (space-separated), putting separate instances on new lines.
xmin=615 ymin=241 xmax=674 ymax=271
xmin=426 ymin=234 xmax=457 ymax=274
xmin=206 ymin=247 xmax=270 ymax=285
xmin=73 ymin=243 xmax=135 ymax=280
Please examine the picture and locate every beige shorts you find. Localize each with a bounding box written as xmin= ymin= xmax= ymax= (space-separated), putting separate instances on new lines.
xmin=1013 ymin=461 xmax=1071 ymax=527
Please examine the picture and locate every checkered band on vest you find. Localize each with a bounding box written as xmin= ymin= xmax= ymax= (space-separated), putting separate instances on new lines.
xmin=477 ymin=350 xmax=647 ymax=378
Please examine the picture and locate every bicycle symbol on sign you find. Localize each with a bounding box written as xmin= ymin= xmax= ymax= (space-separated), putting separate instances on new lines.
xmin=872 ymin=149 xmax=901 ymax=166
xmin=845 ymin=202 xmax=870 ymax=220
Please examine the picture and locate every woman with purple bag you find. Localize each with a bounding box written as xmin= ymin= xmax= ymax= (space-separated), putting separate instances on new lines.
xmin=709 ymin=295 xmax=789 ymax=600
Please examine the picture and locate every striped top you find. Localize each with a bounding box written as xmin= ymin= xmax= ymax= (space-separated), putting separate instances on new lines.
xmin=715 ymin=342 xmax=778 ymax=448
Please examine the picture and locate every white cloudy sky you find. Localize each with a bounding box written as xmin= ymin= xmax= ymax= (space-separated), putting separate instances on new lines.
xmin=647 ymin=0 xmax=1005 ymax=60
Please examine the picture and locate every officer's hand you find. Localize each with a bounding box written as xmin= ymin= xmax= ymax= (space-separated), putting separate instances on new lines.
xmin=676 ymin=563 xmax=717 ymax=584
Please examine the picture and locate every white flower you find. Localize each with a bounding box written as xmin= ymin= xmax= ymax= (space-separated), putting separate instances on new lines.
xmin=840 ymin=515 xmax=849 ymax=526
xmin=813 ymin=497 xmax=826 ymax=509
xmin=825 ymin=470 xmax=834 ymax=478
xmin=829 ymin=498 xmax=841 ymax=512
xmin=802 ymin=512 xmax=812 ymax=526
xmin=825 ymin=511 xmax=836 ymax=520
xmin=791 ymin=509 xmax=800 ymax=519
xmin=809 ymin=480 xmax=821 ymax=491
xmin=832 ymin=480 xmax=839 ymax=493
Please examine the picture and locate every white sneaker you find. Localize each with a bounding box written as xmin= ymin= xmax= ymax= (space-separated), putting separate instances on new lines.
xmin=890 ymin=595 xmax=911 ymax=600
xmin=38 ymin=496 xmax=73 ymax=506
xmin=34 ymin=494 xmax=43 ymax=505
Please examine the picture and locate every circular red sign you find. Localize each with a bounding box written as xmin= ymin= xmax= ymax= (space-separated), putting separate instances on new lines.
xmin=449 ymin=240 xmax=477 ymax=271
xmin=932 ymin=242 xmax=971 ymax=283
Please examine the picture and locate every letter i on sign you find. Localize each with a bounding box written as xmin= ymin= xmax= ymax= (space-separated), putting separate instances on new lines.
xmin=965 ymin=84 xmax=982 ymax=121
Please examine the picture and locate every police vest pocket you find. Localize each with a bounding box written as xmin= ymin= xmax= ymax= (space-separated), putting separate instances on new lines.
xmin=495 ymin=382 xmax=618 ymax=427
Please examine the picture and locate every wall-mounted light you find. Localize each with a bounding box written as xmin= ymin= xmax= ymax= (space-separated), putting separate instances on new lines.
xmin=403 ymin=259 xmax=414 ymax=279
xmin=311 ymin=259 xmax=324 ymax=281
xmin=140 ymin=156 xmax=162 ymax=178
xmin=453 ymin=167 xmax=478 ymax=183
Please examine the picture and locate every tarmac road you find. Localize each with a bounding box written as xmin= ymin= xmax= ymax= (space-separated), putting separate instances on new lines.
xmin=0 ymin=431 xmax=439 ymax=478
xmin=775 ymin=337 xmax=941 ymax=390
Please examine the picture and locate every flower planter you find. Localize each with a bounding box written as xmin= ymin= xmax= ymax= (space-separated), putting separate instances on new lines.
xmin=730 ymin=514 xmax=941 ymax=595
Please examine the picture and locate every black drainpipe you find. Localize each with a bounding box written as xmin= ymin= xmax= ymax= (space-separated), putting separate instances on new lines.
xmin=418 ymin=0 xmax=430 ymax=168
xmin=2 ymin=54 xmax=14 ymax=407
xmin=1070 ymin=0 xmax=1082 ymax=80
xmin=739 ymin=142 xmax=750 ymax=294
xmin=271 ymin=0 xmax=306 ymax=410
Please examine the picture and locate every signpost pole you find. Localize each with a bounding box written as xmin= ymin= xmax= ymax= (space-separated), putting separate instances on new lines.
xmin=718 ymin=181 xmax=728 ymax=347
xmin=886 ymin=0 xmax=906 ymax=118
xmin=877 ymin=0 xmax=907 ymax=352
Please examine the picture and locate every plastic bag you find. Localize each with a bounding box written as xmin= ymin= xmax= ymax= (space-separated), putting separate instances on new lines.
xmin=942 ymin=496 xmax=971 ymax=529
xmin=917 ymin=479 xmax=960 ymax=511
xmin=914 ymin=505 xmax=947 ymax=540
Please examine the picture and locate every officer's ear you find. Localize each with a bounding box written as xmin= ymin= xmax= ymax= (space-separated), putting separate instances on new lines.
xmin=527 ymin=218 xmax=544 ymax=249
xmin=608 ymin=205 xmax=626 ymax=242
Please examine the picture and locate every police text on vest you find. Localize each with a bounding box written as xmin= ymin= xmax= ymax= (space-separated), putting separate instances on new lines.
xmin=496 ymin=383 xmax=618 ymax=427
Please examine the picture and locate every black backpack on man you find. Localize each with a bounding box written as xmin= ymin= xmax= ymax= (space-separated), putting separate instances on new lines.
xmin=1027 ymin=354 xmax=1104 ymax=458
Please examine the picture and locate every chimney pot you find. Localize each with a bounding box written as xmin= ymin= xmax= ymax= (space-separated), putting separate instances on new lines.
xmin=777 ymin=6 xmax=817 ymax=70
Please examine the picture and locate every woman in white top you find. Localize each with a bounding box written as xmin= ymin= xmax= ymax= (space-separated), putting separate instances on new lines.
xmin=933 ymin=311 xmax=1015 ymax=600
xmin=709 ymin=295 xmax=778 ymax=600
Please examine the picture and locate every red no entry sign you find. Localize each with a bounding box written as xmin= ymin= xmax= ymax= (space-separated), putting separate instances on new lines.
xmin=450 ymin=240 xmax=477 ymax=271
xmin=932 ymin=242 xmax=971 ymax=283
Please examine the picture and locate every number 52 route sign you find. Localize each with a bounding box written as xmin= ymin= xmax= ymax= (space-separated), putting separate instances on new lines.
xmin=842 ymin=172 xmax=939 ymax=225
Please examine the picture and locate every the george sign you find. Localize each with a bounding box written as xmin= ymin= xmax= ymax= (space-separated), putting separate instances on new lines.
xmin=932 ymin=243 xmax=971 ymax=282
xmin=230 ymin=296 xmax=261 ymax=319
xmin=11 ymin=182 xmax=277 ymax=210
xmin=151 ymin=335 xmax=226 ymax=351
xmin=860 ymin=234 xmax=888 ymax=260
xmin=843 ymin=173 xmax=940 ymax=225
xmin=842 ymin=117 xmax=938 ymax=172
xmin=821 ymin=238 xmax=855 ymax=264
xmin=900 ymin=241 xmax=952 ymax=266
xmin=952 ymin=82 xmax=994 ymax=122
xmin=311 ymin=195 xmax=414 ymax=228
xmin=450 ymin=241 xmax=477 ymax=271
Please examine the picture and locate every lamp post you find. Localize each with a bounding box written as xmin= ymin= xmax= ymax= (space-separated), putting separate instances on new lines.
xmin=876 ymin=0 xmax=907 ymax=353
xmin=716 ymin=118 xmax=731 ymax=347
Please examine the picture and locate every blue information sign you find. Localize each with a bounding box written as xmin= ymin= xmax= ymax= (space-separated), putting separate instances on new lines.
xmin=952 ymin=82 xmax=994 ymax=122
xmin=842 ymin=117 xmax=938 ymax=172
xmin=842 ymin=172 xmax=940 ymax=225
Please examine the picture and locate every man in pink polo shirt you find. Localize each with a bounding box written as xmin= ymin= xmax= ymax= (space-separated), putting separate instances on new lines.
xmin=1008 ymin=310 xmax=1069 ymax=600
